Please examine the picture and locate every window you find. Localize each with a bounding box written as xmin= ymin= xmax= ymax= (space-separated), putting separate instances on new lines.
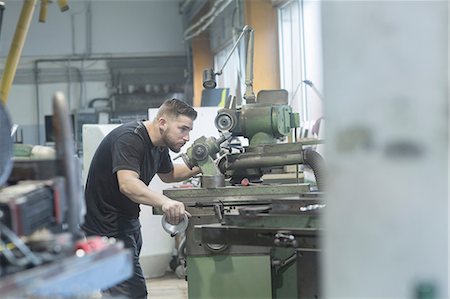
xmin=278 ymin=0 xmax=323 ymax=128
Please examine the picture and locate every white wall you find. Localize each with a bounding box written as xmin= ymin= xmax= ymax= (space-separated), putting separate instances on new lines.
xmin=322 ymin=1 xmax=448 ymax=298
xmin=90 ymin=1 xmax=185 ymax=56
xmin=0 ymin=0 xmax=184 ymax=57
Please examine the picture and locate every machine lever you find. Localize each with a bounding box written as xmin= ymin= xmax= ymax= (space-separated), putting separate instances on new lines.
xmin=213 ymin=203 xmax=224 ymax=223
xmin=272 ymin=252 xmax=297 ymax=277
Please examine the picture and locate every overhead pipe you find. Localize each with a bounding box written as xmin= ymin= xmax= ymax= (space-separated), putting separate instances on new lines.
xmin=0 ymin=0 xmax=37 ymax=104
xmin=38 ymin=0 xmax=50 ymax=23
xmin=2 ymin=0 xmax=70 ymax=107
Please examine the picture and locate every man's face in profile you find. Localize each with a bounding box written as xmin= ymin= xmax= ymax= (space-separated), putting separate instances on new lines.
xmin=160 ymin=115 xmax=193 ymax=153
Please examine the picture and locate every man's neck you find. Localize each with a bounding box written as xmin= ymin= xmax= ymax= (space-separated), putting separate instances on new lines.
xmin=144 ymin=120 xmax=165 ymax=147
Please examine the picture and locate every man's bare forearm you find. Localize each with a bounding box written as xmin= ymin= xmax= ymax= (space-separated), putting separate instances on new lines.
xmin=159 ymin=164 xmax=201 ymax=183
xmin=119 ymin=174 xmax=169 ymax=208
xmin=117 ymin=169 xmax=189 ymax=224
xmin=172 ymin=164 xmax=201 ymax=181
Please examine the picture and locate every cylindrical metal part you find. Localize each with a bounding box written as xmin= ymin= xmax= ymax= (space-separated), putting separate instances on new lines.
xmin=239 ymin=104 xmax=293 ymax=145
xmin=192 ymin=143 xmax=209 ymax=161
xmin=202 ymin=68 xmax=216 ymax=89
xmin=53 ymin=92 xmax=82 ymax=239
xmin=39 ymin=0 xmax=49 ymax=23
xmin=224 ymin=152 xmax=304 ymax=171
xmin=215 ymin=111 xmax=236 ymax=132
xmin=0 ymin=0 xmax=37 ymax=104
xmin=241 ymin=104 xmax=274 ymax=139
xmin=201 ymin=174 xmax=225 ymax=188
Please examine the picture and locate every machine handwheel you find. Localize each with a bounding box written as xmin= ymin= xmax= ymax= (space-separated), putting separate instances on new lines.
xmin=205 ymin=243 xmax=229 ymax=253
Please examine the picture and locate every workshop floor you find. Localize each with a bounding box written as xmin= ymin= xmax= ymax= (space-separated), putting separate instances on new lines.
xmin=146 ymin=271 xmax=188 ymax=299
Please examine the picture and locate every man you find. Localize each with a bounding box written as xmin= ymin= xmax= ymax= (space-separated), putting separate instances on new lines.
xmin=82 ymin=98 xmax=200 ymax=298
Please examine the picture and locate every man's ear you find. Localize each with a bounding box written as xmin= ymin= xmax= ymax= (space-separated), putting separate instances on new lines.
xmin=158 ymin=117 xmax=167 ymax=129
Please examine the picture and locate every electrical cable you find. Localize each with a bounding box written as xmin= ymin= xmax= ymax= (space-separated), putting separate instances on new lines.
xmin=303 ymin=79 xmax=323 ymax=101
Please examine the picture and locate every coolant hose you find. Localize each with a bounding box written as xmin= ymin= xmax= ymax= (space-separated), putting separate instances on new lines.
xmin=303 ymin=149 xmax=324 ymax=191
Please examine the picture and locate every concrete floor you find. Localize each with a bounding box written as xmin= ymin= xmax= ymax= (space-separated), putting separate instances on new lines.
xmin=146 ymin=271 xmax=187 ymax=299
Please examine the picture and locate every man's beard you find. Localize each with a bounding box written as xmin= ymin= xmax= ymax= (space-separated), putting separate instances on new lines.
xmin=162 ymin=129 xmax=184 ymax=153
xmin=168 ymin=142 xmax=181 ymax=153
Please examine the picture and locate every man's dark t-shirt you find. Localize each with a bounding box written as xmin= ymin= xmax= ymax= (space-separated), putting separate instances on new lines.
xmin=82 ymin=121 xmax=173 ymax=236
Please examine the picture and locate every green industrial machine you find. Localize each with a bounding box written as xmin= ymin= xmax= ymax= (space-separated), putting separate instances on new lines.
xmin=165 ymin=93 xmax=324 ymax=298
xmin=164 ymin=23 xmax=323 ymax=298
xmin=164 ymin=185 xmax=322 ymax=299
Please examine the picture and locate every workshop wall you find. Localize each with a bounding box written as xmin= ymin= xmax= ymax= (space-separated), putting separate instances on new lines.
xmin=191 ymin=37 xmax=213 ymax=107
xmin=243 ymin=0 xmax=280 ymax=93
xmin=0 ymin=1 xmax=184 ymax=57
xmin=0 ymin=0 xmax=185 ymax=145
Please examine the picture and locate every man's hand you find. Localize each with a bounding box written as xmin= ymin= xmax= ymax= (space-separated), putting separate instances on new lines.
xmin=116 ymin=170 xmax=193 ymax=222
xmin=161 ymin=199 xmax=191 ymax=225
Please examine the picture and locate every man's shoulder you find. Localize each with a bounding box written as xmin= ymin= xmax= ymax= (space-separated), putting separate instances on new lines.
xmin=109 ymin=122 xmax=146 ymax=142
xmin=113 ymin=121 xmax=141 ymax=134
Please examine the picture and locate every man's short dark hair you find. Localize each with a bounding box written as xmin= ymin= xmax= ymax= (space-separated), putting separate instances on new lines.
xmin=156 ymin=98 xmax=197 ymax=121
